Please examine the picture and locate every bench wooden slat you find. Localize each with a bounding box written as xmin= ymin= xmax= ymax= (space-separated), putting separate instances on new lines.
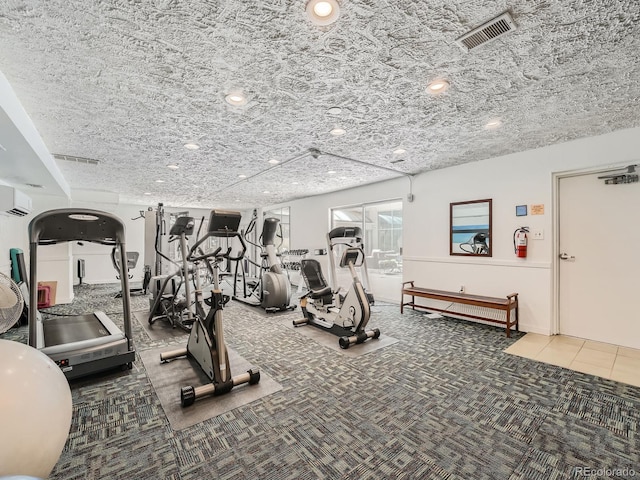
xmin=401 ymin=281 xmax=519 ymax=337
xmin=403 ymin=287 xmax=513 ymax=307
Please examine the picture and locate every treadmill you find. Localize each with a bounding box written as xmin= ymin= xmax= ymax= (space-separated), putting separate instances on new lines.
xmin=28 ymin=208 xmax=136 ymax=380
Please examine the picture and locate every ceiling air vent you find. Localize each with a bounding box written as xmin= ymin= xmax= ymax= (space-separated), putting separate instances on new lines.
xmin=53 ymin=154 xmax=100 ymax=165
xmin=455 ymin=11 xmax=516 ymax=51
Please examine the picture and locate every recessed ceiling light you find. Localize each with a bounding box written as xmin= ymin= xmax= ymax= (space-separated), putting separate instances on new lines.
xmin=485 ymin=119 xmax=502 ymax=129
xmin=328 ymin=170 xmax=337 ymax=174
xmin=326 ymin=106 xmax=342 ymax=115
xmin=144 ymin=192 xmax=152 ymax=195
xmin=427 ymin=79 xmax=450 ymax=94
xmin=238 ymin=174 xmax=247 ymax=179
xmin=393 ymin=148 xmax=406 ymax=155
xmin=155 ymin=179 xmax=165 ymax=183
xmin=184 ymin=143 xmax=199 ymax=150
xmin=263 ymin=190 xmax=270 ymax=194
xmin=167 ymin=164 xmax=180 ymax=170
xmin=268 ymin=159 xmax=280 ymax=165
xmin=225 ymin=92 xmax=247 ymax=106
xmin=292 ymin=182 xmax=299 ymax=185
xmin=330 ymin=127 xmax=346 ymax=136
xmin=306 ymin=0 xmax=340 ymax=26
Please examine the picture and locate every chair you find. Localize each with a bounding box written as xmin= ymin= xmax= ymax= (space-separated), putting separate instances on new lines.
xmin=300 ymin=259 xmax=333 ymax=305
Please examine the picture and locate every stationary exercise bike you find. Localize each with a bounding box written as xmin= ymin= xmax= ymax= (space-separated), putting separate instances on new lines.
xmin=293 ymin=247 xmax=380 ymax=349
xmin=160 ymin=210 xmax=260 ymax=407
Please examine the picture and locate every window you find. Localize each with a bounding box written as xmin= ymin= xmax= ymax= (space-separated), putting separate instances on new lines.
xmin=330 ymin=200 xmax=403 ymax=303
xmin=263 ymin=206 xmax=290 ymax=252
xmin=331 ymin=200 xmax=402 ymax=274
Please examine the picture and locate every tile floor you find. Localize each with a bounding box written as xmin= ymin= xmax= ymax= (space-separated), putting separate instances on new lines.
xmin=505 ymin=333 xmax=640 ymax=387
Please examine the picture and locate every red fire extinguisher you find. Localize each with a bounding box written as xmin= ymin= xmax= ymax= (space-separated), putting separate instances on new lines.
xmin=513 ymin=227 xmax=529 ymax=258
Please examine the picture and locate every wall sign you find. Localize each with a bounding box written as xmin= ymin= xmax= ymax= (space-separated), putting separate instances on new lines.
xmin=531 ymin=204 xmax=545 ymax=215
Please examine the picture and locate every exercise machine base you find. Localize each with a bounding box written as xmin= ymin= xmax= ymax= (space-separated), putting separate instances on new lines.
xmin=293 ymin=312 xmax=381 ymax=349
xmin=160 ymin=346 xmax=261 ymax=407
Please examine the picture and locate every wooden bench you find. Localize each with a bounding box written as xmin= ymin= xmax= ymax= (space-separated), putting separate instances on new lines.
xmin=401 ymin=281 xmax=519 ymax=337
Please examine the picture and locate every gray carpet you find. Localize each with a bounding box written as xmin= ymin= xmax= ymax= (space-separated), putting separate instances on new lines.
xmin=282 ymin=315 xmax=399 ymax=356
xmin=134 ymin=309 xmax=190 ymax=341
xmin=140 ymin=345 xmax=282 ymax=431
xmin=2 ymin=283 xmax=639 ymax=479
xmin=230 ymin=296 xmax=301 ymax=317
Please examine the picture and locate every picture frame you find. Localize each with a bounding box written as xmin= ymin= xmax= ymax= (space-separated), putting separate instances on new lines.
xmin=450 ymin=199 xmax=492 ymax=257
xmin=516 ymin=205 xmax=527 ymax=217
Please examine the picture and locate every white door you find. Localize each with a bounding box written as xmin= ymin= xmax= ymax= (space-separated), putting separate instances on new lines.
xmin=558 ymin=170 xmax=640 ymax=349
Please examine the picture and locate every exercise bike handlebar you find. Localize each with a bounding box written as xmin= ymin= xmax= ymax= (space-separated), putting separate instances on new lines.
xmin=187 ymin=231 xmax=247 ymax=263
xmin=228 ymin=233 xmax=247 ymax=262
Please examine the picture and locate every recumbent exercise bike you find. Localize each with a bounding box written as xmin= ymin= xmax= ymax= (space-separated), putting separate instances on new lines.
xmin=293 ymin=246 xmax=380 ymax=349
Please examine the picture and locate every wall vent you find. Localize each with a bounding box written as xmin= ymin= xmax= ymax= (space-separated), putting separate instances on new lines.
xmin=455 ymin=11 xmax=516 ymax=51
xmin=53 ymin=154 xmax=100 ymax=165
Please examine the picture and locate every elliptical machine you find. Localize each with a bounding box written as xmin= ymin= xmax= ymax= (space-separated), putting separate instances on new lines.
xmin=160 ymin=210 xmax=260 ymax=407
xmin=232 ymin=212 xmax=295 ymax=313
xmin=148 ymin=216 xmax=197 ymax=331
xmin=293 ymin=235 xmax=380 ymax=349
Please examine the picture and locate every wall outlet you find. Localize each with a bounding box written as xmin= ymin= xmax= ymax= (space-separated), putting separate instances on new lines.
xmin=532 ymin=229 xmax=544 ymax=240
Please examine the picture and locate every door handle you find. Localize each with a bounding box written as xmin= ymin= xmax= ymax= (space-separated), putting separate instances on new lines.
xmin=559 ymin=252 xmax=575 ymax=260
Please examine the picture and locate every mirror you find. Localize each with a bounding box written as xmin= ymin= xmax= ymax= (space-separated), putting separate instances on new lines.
xmin=450 ymin=199 xmax=492 ymax=257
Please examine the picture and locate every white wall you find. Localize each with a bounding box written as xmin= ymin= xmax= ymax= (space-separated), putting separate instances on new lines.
xmin=403 ymin=126 xmax=640 ymax=334
xmin=0 ymin=209 xmax=29 ymax=277
xmin=4 ymin=126 xmax=638 ymax=324
xmin=0 ymin=191 xmax=72 ymax=302
xmin=0 ymin=180 xmax=29 ymax=276
xmin=68 ymin=196 xmax=219 ymax=285
xmin=1 ymin=191 xmax=251 ymax=304
xmin=266 ymin=126 xmax=640 ymax=333
xmin=266 ymin=177 xmax=410 ymax=303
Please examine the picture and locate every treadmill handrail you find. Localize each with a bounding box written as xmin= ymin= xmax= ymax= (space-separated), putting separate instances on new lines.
xmin=29 ymin=208 xmax=126 ymax=245
xmin=28 ymin=208 xmax=134 ymax=357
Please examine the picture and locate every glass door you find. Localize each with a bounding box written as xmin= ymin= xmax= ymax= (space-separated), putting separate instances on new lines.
xmin=330 ymin=200 xmax=403 ymax=303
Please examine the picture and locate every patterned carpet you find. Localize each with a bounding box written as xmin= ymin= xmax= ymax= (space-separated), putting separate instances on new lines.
xmin=2 ymin=283 xmax=639 ymax=479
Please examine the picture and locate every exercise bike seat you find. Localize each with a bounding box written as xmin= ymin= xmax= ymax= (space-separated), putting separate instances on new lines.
xmin=300 ymin=259 xmax=333 ymax=299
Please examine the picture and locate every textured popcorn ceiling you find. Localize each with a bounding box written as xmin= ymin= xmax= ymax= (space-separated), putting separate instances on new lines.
xmin=0 ymin=0 xmax=639 ymax=209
